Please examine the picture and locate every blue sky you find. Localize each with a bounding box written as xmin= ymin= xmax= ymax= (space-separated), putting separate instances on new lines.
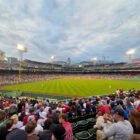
xmin=0 ymin=0 xmax=140 ymax=63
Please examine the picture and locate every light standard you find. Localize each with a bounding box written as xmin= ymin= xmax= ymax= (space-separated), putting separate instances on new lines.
xmin=16 ymin=44 xmax=27 ymax=82
xmin=50 ymin=56 xmax=55 ymax=70
xmin=51 ymin=56 xmax=55 ymax=62
xmin=91 ymin=57 xmax=97 ymax=65
xmin=125 ymin=49 xmax=136 ymax=63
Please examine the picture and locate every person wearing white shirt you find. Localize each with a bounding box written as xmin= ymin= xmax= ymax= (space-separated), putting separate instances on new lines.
xmin=134 ymin=95 xmax=140 ymax=108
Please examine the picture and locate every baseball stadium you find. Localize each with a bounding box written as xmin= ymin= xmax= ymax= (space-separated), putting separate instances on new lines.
xmin=0 ymin=59 xmax=140 ymax=99
xmin=0 ymin=1 xmax=140 ymax=140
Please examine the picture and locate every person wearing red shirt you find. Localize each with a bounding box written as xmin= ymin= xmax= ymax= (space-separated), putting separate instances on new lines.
xmin=23 ymin=107 xmax=38 ymax=125
xmin=59 ymin=113 xmax=74 ymax=140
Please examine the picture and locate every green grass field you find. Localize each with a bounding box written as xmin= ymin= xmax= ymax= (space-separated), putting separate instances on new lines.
xmin=2 ymin=78 xmax=140 ymax=97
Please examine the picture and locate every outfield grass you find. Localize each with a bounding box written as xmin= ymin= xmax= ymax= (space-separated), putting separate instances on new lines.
xmin=2 ymin=79 xmax=140 ymax=97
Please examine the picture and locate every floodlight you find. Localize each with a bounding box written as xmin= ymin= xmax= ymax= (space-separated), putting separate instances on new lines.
xmin=125 ymin=49 xmax=136 ymax=56
xmin=16 ymin=44 xmax=27 ymax=82
xmin=16 ymin=44 xmax=27 ymax=52
xmin=51 ymin=56 xmax=55 ymax=60
xmin=91 ymin=57 xmax=97 ymax=61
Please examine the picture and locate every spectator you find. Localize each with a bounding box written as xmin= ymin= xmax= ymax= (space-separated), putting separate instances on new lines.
xmin=0 ymin=110 xmax=7 ymax=128
xmin=39 ymin=118 xmax=53 ymax=140
xmin=94 ymin=107 xmax=112 ymax=140
xmin=25 ymin=120 xmax=39 ymax=140
xmin=59 ymin=113 xmax=74 ymax=140
xmin=52 ymin=124 xmax=65 ymax=140
xmin=103 ymin=108 xmax=133 ymax=140
xmin=47 ymin=108 xmax=52 ymax=117
xmin=23 ymin=108 xmax=38 ymax=125
xmin=124 ymin=99 xmax=134 ymax=120
xmin=129 ymin=108 xmax=140 ymax=133
xmin=0 ymin=119 xmax=14 ymax=140
xmin=21 ymin=115 xmax=43 ymax=135
xmin=134 ymin=95 xmax=140 ymax=108
xmin=11 ymin=114 xmax=23 ymax=129
xmin=37 ymin=109 xmax=47 ymax=127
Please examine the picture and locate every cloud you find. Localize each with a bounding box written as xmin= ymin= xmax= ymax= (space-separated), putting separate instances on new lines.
xmin=0 ymin=0 xmax=140 ymax=62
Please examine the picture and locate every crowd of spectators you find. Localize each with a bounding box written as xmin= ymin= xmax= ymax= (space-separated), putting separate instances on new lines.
xmin=0 ymin=73 xmax=140 ymax=85
xmin=0 ymin=88 xmax=140 ymax=140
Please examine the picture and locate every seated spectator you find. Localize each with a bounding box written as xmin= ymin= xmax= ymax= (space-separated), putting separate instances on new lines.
xmin=134 ymin=95 xmax=140 ymax=108
xmin=21 ymin=115 xmax=43 ymax=135
xmin=52 ymin=124 xmax=66 ymax=140
xmin=47 ymin=108 xmax=52 ymax=117
xmin=85 ymin=103 xmax=91 ymax=114
xmin=130 ymin=134 xmax=140 ymax=140
xmin=0 ymin=119 xmax=14 ymax=140
xmin=129 ymin=107 xmax=140 ymax=133
xmin=25 ymin=120 xmax=39 ymax=140
xmin=124 ymin=99 xmax=134 ymax=120
xmin=0 ymin=110 xmax=7 ymax=128
xmin=11 ymin=114 xmax=23 ymax=129
xmin=39 ymin=118 xmax=53 ymax=140
xmin=94 ymin=107 xmax=112 ymax=140
xmin=59 ymin=113 xmax=74 ymax=140
xmin=19 ymin=111 xmax=26 ymax=122
xmin=56 ymin=104 xmax=62 ymax=113
xmin=4 ymin=119 xmax=26 ymax=140
xmin=37 ymin=107 xmax=46 ymax=126
xmin=48 ymin=110 xmax=59 ymax=124
xmin=103 ymin=108 xmax=133 ymax=140
xmin=23 ymin=108 xmax=38 ymax=125
xmin=9 ymin=101 xmax=17 ymax=116
xmin=6 ymin=119 xmax=14 ymax=134
xmin=103 ymin=100 xmax=111 ymax=114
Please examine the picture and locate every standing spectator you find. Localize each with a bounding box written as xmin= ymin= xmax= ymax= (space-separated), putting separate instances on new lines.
xmin=103 ymin=108 xmax=133 ymax=140
xmin=25 ymin=120 xmax=39 ymax=140
xmin=59 ymin=113 xmax=74 ymax=140
xmin=52 ymin=124 xmax=65 ymax=140
xmin=39 ymin=118 xmax=53 ymax=140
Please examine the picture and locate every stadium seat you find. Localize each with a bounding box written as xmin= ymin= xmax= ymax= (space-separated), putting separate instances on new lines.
xmin=75 ymin=131 xmax=92 ymax=140
xmin=86 ymin=118 xmax=96 ymax=129
xmin=77 ymin=120 xmax=88 ymax=131
xmin=77 ymin=116 xmax=85 ymax=121
xmin=88 ymin=128 xmax=97 ymax=139
xmin=68 ymin=117 xmax=79 ymax=123
xmin=71 ymin=122 xmax=79 ymax=134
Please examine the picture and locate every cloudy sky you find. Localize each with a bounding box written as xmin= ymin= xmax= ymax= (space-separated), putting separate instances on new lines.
xmin=0 ymin=0 xmax=140 ymax=63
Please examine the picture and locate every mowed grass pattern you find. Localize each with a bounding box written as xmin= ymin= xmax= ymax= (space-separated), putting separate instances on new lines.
xmin=3 ymin=79 xmax=140 ymax=97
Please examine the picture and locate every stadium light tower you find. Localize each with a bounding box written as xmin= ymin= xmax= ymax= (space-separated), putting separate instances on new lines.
xmin=125 ymin=49 xmax=136 ymax=63
xmin=16 ymin=44 xmax=27 ymax=82
xmin=91 ymin=57 xmax=97 ymax=65
xmin=51 ymin=56 xmax=55 ymax=62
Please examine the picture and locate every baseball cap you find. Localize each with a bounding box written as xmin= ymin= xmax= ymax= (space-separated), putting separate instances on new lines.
xmin=137 ymin=105 xmax=140 ymax=112
xmin=114 ymin=108 xmax=124 ymax=117
xmin=99 ymin=107 xmax=105 ymax=112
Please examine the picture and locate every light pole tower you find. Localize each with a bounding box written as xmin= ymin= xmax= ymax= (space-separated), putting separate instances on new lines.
xmin=125 ymin=49 xmax=136 ymax=63
xmin=16 ymin=44 xmax=27 ymax=82
xmin=91 ymin=57 xmax=97 ymax=65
